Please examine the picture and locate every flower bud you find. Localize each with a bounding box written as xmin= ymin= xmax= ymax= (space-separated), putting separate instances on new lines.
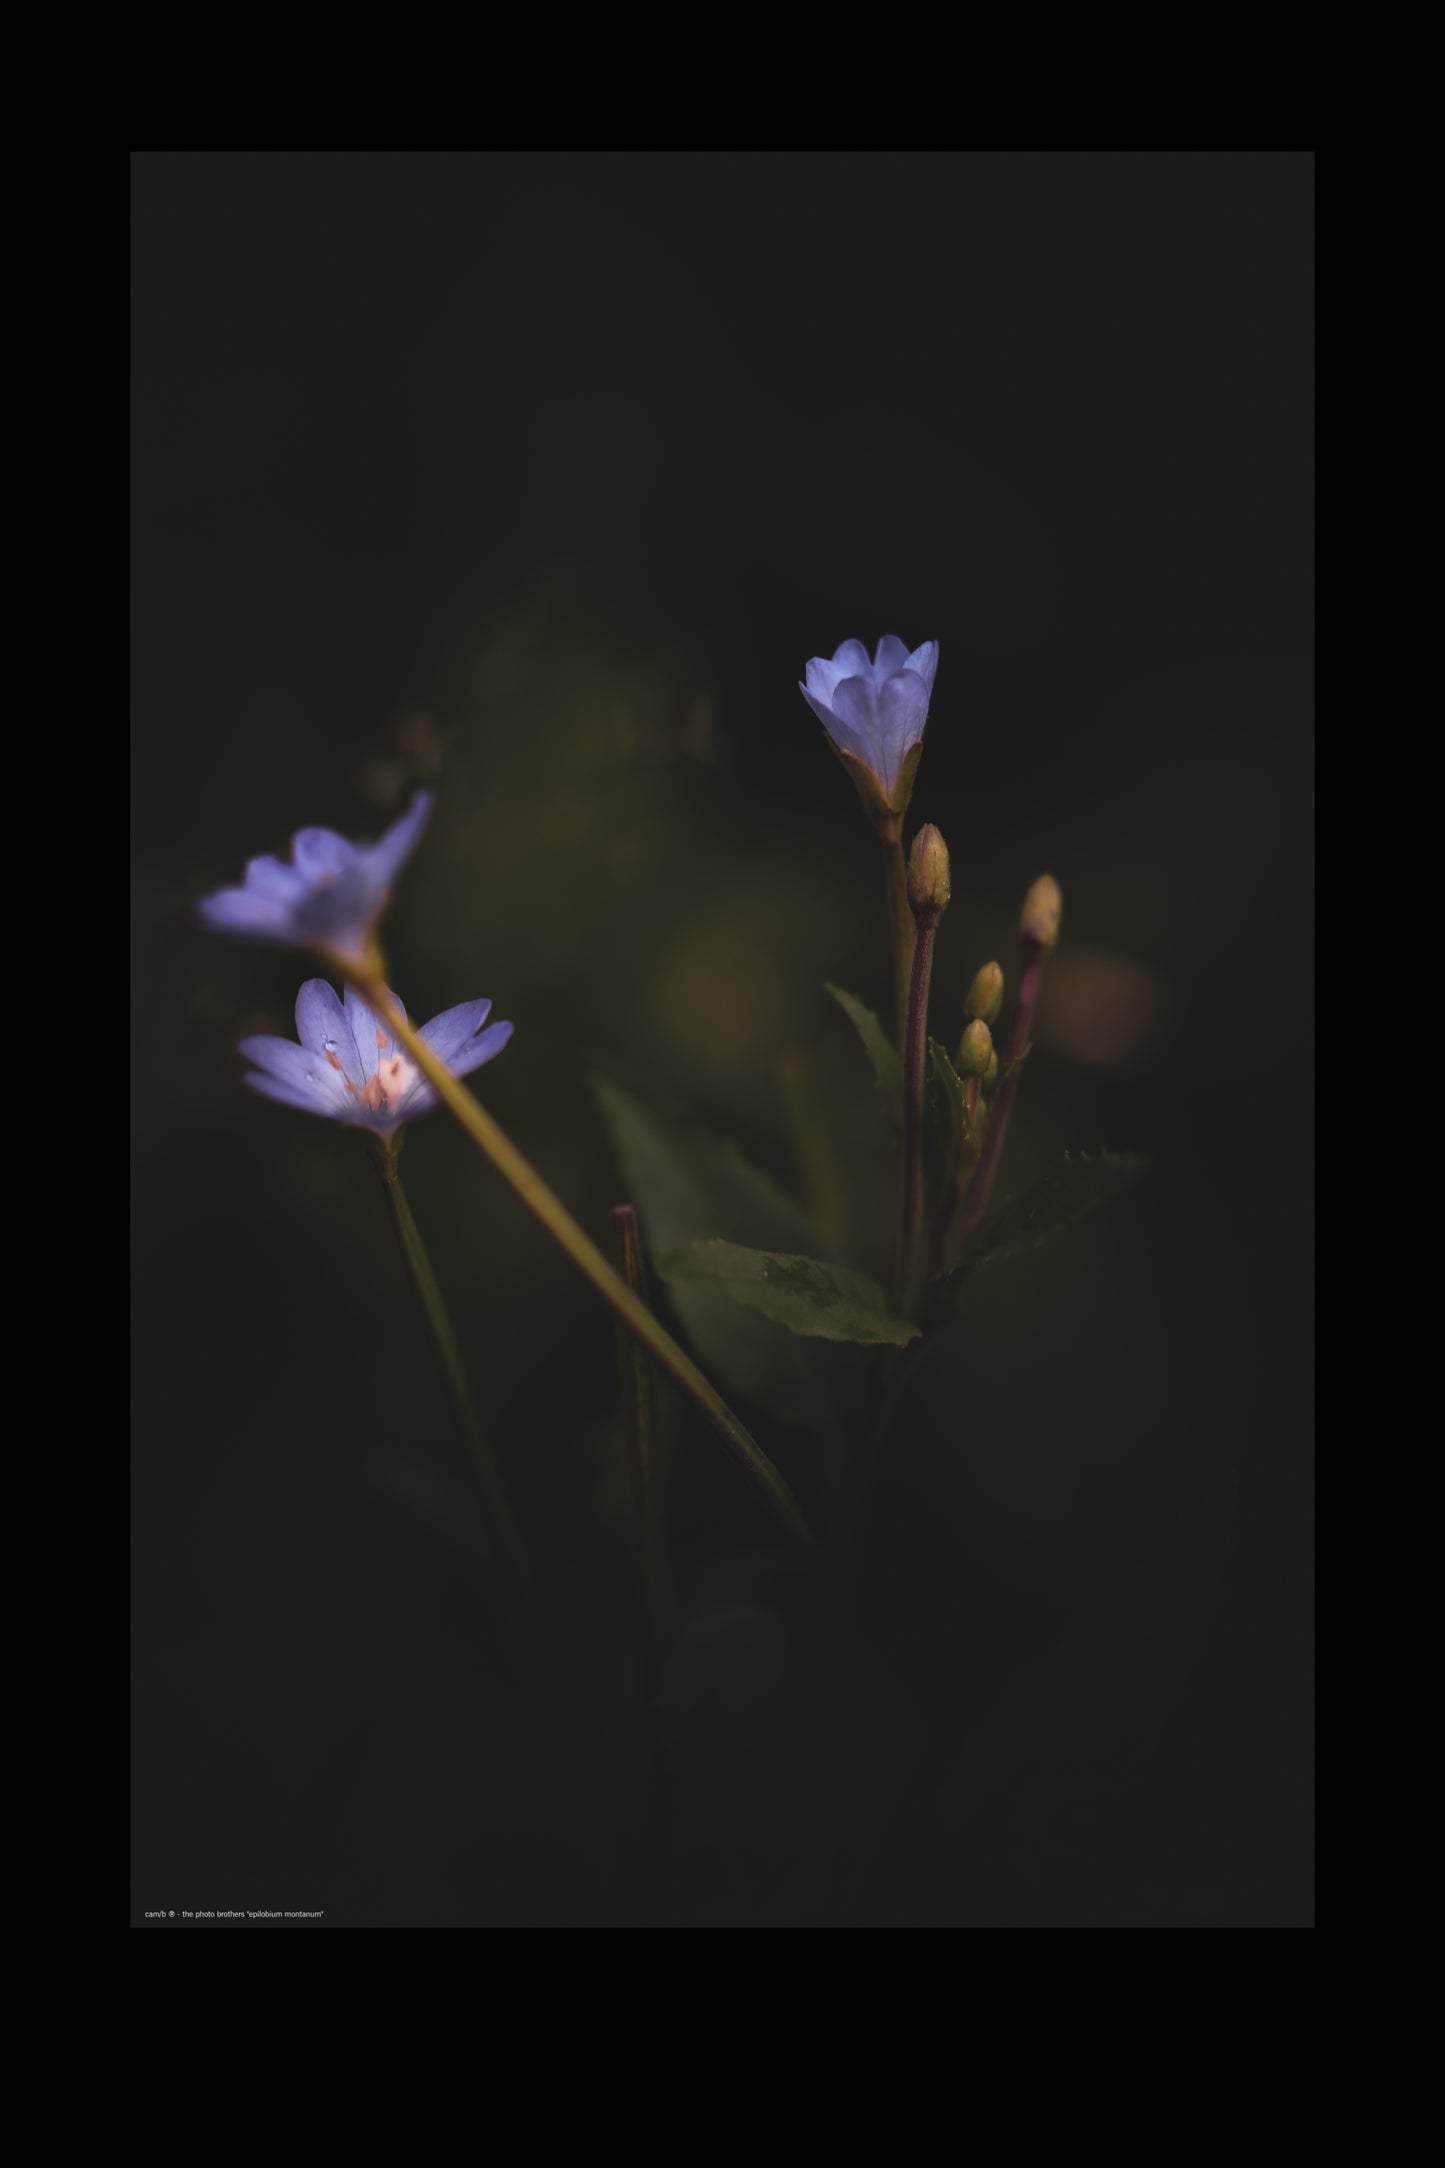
xmin=1020 ymin=873 xmax=1062 ymax=958
xmin=983 ymin=1048 xmax=999 ymax=1090
xmin=957 ymin=1018 xmax=993 ymax=1077
xmin=964 ymin=961 xmax=1004 ymax=1025
xmin=907 ymin=824 xmax=951 ymax=925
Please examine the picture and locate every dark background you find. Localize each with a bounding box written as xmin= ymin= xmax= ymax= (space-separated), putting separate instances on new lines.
xmin=132 ymin=151 xmax=1313 ymax=1928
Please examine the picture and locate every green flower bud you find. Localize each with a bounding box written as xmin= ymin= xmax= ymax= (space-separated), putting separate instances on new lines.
xmin=983 ymin=1048 xmax=999 ymax=1090
xmin=907 ymin=823 xmax=951 ymax=925
xmin=957 ymin=1018 xmax=993 ymax=1077
xmin=1020 ymin=873 xmax=1062 ymax=958
xmin=964 ymin=960 xmax=1004 ymax=1025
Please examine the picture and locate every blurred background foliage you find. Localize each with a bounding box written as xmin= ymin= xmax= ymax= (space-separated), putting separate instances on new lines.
xmin=132 ymin=153 xmax=1312 ymax=1926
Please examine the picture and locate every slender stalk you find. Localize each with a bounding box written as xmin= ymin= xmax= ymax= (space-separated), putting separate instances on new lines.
xmin=372 ymin=1146 xmax=535 ymax=1612
xmin=610 ymin=1205 xmax=672 ymax=1678
xmin=927 ymin=1077 xmax=982 ymax=1280
xmin=349 ymin=966 xmax=811 ymax=1544
xmin=379 ymin=1153 xmax=526 ymax=1560
xmin=821 ymin=1332 xmax=923 ymax=1629
xmin=610 ymin=1208 xmax=671 ymax=1927
xmin=893 ymin=918 xmax=937 ymax=1308
xmin=880 ymin=819 xmax=915 ymax=1051
xmin=960 ymin=953 xmax=1041 ymax=1235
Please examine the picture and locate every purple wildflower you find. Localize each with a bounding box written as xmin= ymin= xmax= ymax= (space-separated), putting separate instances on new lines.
xmin=198 ymin=790 xmax=434 ymax=963
xmin=241 ymin=979 xmax=512 ymax=1139
xmin=799 ymin=637 xmax=939 ymax=811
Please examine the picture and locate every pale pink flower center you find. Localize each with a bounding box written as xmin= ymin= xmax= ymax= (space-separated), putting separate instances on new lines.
xmin=358 ymin=1051 xmax=416 ymax=1112
xmin=322 ymin=1031 xmax=417 ymax=1116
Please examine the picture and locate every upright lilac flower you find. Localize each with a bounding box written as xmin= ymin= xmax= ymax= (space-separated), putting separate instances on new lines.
xmin=799 ymin=637 xmax=939 ymax=822
xmin=241 ymin=979 xmax=512 ymax=1139
xmin=198 ymin=790 xmax=434 ymax=964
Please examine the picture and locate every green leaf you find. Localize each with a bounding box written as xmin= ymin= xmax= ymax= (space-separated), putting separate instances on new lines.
xmin=825 ymin=983 xmax=901 ymax=1126
xmin=594 ymin=1078 xmax=819 ymax=1254
xmin=779 ymin=1052 xmax=848 ymax=1257
xmin=957 ymin=1151 xmax=1151 ymax=1272
xmin=594 ymin=1079 xmax=838 ymax=1425
xmin=660 ymin=1240 xmax=920 ymax=1347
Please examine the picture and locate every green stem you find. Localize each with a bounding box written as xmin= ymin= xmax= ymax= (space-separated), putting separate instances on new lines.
xmin=610 ymin=1205 xmax=672 ymax=1678
xmin=893 ymin=917 xmax=937 ymax=1309
xmin=927 ymin=1077 xmax=982 ymax=1279
xmin=350 ymin=965 xmax=811 ymax=1544
xmin=820 ymin=1334 xmax=922 ymax=1630
xmin=373 ymin=1146 xmax=532 ymax=1595
xmin=880 ymin=820 xmax=915 ymax=1052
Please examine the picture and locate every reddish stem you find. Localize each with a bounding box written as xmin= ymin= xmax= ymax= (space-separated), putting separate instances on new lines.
xmin=960 ymin=949 xmax=1042 ymax=1235
xmin=894 ymin=917 xmax=937 ymax=1304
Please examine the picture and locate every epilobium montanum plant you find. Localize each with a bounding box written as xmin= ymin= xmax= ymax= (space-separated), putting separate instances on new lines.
xmin=199 ymin=798 xmax=809 ymax=1546
xmin=200 ymin=640 xmax=1146 ymax=1711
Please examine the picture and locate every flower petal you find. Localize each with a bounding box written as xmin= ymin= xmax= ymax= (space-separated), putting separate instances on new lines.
xmin=291 ymin=869 xmax=379 ymax=957
xmin=392 ymin=1078 xmax=438 ymax=1121
xmin=240 ymin=1034 xmax=355 ymax=1115
xmin=344 ymin=984 xmax=403 ymax=1073
xmin=242 ymin=854 xmax=308 ymax=903
xmin=805 ymin=654 xmax=850 ymax=707
xmin=294 ymin=979 xmax=366 ymax=1086
xmin=245 ymin=1070 xmax=352 ymax=1119
xmin=903 ymin=639 xmax=940 ymax=694
xmin=292 ymin=826 xmax=360 ymax=882
xmin=872 ymin=634 xmax=911 ymax=677
xmin=418 ymin=998 xmax=496 ymax=1066
xmin=877 ymin=669 xmax=932 ymax=790
xmin=830 ymin=637 xmax=874 ymax=679
xmin=363 ymin=789 xmax=435 ymax=891
xmin=239 ymin=1033 xmax=313 ymax=1085
xmin=197 ymin=888 xmax=294 ymax=939
xmin=386 ymin=1018 xmax=511 ymax=1125
xmin=451 ymin=1018 xmax=512 ymax=1078
xmin=800 ymin=682 xmax=873 ymax=768
xmin=828 ymin=676 xmax=885 ymax=775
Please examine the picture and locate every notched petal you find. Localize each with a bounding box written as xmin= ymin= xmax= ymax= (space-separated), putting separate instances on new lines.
xmin=292 ymin=826 xmax=361 ymax=882
xmin=242 ymin=855 xmax=306 ymax=903
xmin=451 ymin=1018 xmax=513 ymax=1078
xmin=365 ymin=789 xmax=435 ymax=889
xmin=418 ymin=998 xmax=496 ymax=1066
xmin=804 ymin=655 xmax=848 ymax=706
xmin=903 ymin=639 xmax=940 ymax=693
xmin=830 ymin=637 xmax=873 ymax=678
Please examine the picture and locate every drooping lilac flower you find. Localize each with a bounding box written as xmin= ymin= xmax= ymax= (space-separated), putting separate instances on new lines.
xmin=799 ymin=637 xmax=939 ymax=817
xmin=198 ymin=791 xmax=434 ymax=964
xmin=241 ymin=979 xmax=512 ymax=1138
